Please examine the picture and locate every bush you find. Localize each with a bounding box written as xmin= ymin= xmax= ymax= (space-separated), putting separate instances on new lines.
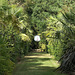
xmin=0 ymin=57 xmax=14 ymax=75
xmin=47 ymin=39 xmax=63 ymax=60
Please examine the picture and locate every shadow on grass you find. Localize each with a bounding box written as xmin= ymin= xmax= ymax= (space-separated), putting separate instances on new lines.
xmin=13 ymin=52 xmax=66 ymax=75
xmin=27 ymin=52 xmax=49 ymax=56
xmin=24 ymin=58 xmax=51 ymax=62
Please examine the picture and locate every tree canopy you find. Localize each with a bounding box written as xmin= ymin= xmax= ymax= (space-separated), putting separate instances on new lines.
xmin=0 ymin=0 xmax=75 ymax=75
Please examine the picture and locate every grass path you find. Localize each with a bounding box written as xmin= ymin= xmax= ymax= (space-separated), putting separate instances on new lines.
xmin=13 ymin=52 xmax=66 ymax=75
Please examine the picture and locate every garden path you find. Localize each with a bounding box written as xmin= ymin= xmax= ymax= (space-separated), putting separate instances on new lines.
xmin=13 ymin=52 xmax=66 ymax=75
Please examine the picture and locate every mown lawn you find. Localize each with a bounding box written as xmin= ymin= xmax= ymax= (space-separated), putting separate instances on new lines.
xmin=13 ymin=52 xmax=66 ymax=75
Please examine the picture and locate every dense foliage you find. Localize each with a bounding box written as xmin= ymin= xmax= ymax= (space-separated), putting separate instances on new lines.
xmin=0 ymin=0 xmax=33 ymax=74
xmin=0 ymin=0 xmax=75 ymax=74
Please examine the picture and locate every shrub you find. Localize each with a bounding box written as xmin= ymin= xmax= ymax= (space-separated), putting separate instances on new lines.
xmin=0 ymin=56 xmax=14 ymax=75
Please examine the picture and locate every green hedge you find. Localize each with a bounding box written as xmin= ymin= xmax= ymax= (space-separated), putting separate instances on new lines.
xmin=0 ymin=57 xmax=14 ymax=75
xmin=47 ymin=39 xmax=63 ymax=60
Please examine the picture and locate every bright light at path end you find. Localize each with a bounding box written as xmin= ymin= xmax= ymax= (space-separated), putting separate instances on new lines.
xmin=34 ymin=35 xmax=40 ymax=42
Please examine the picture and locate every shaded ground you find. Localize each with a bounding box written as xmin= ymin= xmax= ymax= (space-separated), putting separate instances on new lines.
xmin=13 ymin=52 xmax=66 ymax=75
